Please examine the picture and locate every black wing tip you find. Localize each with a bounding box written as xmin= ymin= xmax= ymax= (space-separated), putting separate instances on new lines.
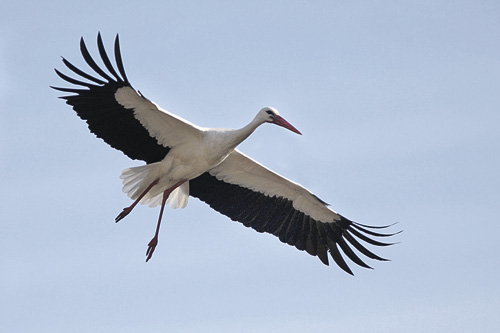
xmin=311 ymin=216 xmax=400 ymax=275
xmin=50 ymin=84 xmax=70 ymax=93
xmin=54 ymin=32 xmax=129 ymax=92
xmin=113 ymin=33 xmax=129 ymax=84
xmin=354 ymin=221 xmax=402 ymax=231
xmin=352 ymin=222 xmax=403 ymax=238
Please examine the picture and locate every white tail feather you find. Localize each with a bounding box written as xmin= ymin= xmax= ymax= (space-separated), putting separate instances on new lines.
xmin=120 ymin=164 xmax=189 ymax=208
xmin=166 ymin=182 xmax=189 ymax=209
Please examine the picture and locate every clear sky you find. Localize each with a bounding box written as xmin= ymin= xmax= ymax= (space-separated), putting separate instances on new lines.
xmin=1 ymin=1 xmax=499 ymax=332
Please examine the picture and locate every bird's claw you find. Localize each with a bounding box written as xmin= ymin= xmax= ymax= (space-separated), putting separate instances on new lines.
xmin=146 ymin=237 xmax=158 ymax=262
xmin=115 ymin=207 xmax=132 ymax=223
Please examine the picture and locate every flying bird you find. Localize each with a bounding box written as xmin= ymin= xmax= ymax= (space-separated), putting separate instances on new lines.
xmin=52 ymin=33 xmax=397 ymax=274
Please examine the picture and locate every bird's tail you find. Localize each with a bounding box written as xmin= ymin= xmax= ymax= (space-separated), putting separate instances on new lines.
xmin=120 ymin=163 xmax=189 ymax=209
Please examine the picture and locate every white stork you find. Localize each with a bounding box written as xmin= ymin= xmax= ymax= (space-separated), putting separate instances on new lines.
xmin=52 ymin=33 xmax=397 ymax=274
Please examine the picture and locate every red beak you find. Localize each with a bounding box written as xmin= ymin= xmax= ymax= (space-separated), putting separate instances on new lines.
xmin=272 ymin=115 xmax=302 ymax=135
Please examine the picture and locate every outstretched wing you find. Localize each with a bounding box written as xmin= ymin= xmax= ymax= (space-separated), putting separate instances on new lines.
xmin=54 ymin=33 xmax=397 ymax=274
xmin=190 ymin=150 xmax=398 ymax=275
xmin=52 ymin=33 xmax=201 ymax=163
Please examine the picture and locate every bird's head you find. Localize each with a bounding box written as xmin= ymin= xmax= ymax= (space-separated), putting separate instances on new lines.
xmin=259 ymin=107 xmax=302 ymax=135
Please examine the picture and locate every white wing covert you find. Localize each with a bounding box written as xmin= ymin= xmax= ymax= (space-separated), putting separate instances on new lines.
xmin=53 ymin=33 xmax=399 ymax=274
xmin=209 ymin=150 xmax=338 ymax=222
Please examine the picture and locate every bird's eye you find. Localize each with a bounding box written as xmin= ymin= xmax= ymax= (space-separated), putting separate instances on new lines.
xmin=265 ymin=110 xmax=275 ymax=118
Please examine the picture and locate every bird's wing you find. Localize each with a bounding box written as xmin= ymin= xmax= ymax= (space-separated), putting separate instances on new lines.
xmin=52 ymin=33 xmax=200 ymax=164
xmin=190 ymin=150 xmax=397 ymax=275
xmin=53 ymin=33 xmax=397 ymax=274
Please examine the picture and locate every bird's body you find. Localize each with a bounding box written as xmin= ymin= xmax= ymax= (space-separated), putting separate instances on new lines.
xmin=119 ymin=96 xmax=287 ymax=210
xmin=53 ymin=33 xmax=397 ymax=274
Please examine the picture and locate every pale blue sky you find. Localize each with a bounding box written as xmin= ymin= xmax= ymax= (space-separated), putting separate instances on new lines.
xmin=1 ymin=1 xmax=500 ymax=332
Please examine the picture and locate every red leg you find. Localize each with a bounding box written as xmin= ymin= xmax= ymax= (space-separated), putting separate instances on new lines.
xmin=145 ymin=180 xmax=185 ymax=262
xmin=115 ymin=178 xmax=159 ymax=223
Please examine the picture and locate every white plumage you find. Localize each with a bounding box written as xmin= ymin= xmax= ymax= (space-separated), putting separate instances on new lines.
xmin=52 ymin=33 xmax=397 ymax=274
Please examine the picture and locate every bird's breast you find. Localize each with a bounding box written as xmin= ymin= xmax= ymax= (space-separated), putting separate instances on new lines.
xmin=165 ymin=138 xmax=232 ymax=181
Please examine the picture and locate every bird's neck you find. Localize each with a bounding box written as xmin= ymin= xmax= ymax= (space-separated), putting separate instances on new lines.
xmin=219 ymin=116 xmax=264 ymax=152
xmin=238 ymin=116 xmax=264 ymax=141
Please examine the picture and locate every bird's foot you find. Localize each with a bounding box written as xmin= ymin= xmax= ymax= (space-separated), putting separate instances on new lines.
xmin=115 ymin=206 xmax=132 ymax=223
xmin=145 ymin=237 xmax=158 ymax=262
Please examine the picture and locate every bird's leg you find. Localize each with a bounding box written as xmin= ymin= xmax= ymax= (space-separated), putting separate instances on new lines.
xmin=115 ymin=179 xmax=159 ymax=223
xmin=145 ymin=180 xmax=185 ymax=262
